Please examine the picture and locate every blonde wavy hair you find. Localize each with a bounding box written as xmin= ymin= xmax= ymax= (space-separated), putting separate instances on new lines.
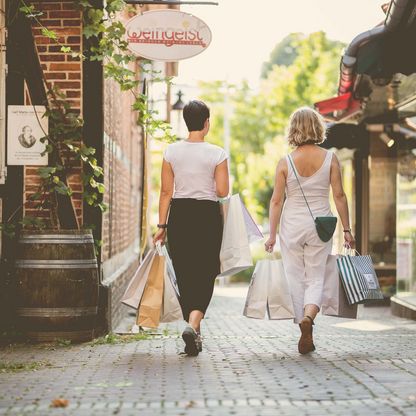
xmin=286 ymin=106 xmax=326 ymax=147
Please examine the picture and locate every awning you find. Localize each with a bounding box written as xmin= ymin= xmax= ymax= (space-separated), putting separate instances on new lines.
xmin=315 ymin=92 xmax=353 ymax=115
xmin=315 ymin=92 xmax=362 ymax=120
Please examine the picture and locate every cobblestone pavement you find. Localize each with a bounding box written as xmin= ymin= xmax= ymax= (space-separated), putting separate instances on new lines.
xmin=1 ymin=285 xmax=416 ymax=416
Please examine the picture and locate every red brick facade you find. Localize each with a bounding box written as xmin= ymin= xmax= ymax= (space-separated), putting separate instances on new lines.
xmin=24 ymin=1 xmax=83 ymax=224
xmin=5 ymin=1 xmax=175 ymax=333
xmin=101 ymin=75 xmax=143 ymax=264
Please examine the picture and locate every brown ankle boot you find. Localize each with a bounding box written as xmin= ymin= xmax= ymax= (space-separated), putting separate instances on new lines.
xmin=298 ymin=315 xmax=315 ymax=354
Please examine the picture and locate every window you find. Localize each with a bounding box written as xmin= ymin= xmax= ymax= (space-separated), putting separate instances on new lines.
xmin=397 ymin=142 xmax=416 ymax=294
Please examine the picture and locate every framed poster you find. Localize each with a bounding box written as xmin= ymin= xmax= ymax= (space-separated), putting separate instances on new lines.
xmin=7 ymin=105 xmax=48 ymax=166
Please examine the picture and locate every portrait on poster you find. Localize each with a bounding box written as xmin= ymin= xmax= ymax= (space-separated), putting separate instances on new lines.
xmin=7 ymin=105 xmax=48 ymax=166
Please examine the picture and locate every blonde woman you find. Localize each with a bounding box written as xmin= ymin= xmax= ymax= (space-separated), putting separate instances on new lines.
xmin=265 ymin=107 xmax=355 ymax=354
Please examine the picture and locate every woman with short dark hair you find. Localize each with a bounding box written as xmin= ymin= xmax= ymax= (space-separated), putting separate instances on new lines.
xmin=154 ymin=100 xmax=229 ymax=356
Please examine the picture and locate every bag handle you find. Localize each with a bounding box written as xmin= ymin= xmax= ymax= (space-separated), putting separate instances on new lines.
xmin=266 ymin=251 xmax=278 ymax=260
xmin=342 ymin=243 xmax=360 ymax=256
xmin=287 ymin=155 xmax=315 ymax=222
xmin=155 ymin=241 xmax=164 ymax=255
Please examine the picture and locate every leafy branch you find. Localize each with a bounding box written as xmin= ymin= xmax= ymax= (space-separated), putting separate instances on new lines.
xmin=1 ymin=0 xmax=176 ymax=240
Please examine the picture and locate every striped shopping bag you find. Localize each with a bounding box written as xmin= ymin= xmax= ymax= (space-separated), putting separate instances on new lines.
xmin=336 ymin=254 xmax=384 ymax=305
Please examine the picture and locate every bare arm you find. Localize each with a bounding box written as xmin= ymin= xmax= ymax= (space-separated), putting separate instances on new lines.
xmin=215 ymin=159 xmax=230 ymax=198
xmin=330 ymin=154 xmax=355 ymax=247
xmin=265 ymin=158 xmax=287 ymax=252
xmin=153 ymin=159 xmax=174 ymax=244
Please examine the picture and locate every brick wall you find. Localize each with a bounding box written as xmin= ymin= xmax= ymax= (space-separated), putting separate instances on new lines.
xmin=98 ymin=258 xmax=140 ymax=333
xmin=101 ymin=3 xmax=177 ymax=265
xmin=16 ymin=2 xmax=174 ymax=333
xmin=102 ymin=74 xmax=143 ymax=263
xmin=100 ymin=5 xmax=175 ymax=331
xmin=100 ymin=61 xmax=143 ymax=330
xmin=24 ymin=1 xmax=83 ymax=224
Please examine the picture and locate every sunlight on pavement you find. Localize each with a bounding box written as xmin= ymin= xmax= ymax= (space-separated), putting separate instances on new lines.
xmin=214 ymin=285 xmax=248 ymax=298
xmin=333 ymin=320 xmax=394 ymax=331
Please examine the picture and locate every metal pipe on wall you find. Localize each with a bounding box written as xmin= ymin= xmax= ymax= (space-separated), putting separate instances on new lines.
xmin=0 ymin=0 xmax=6 ymax=185
xmin=338 ymin=0 xmax=411 ymax=96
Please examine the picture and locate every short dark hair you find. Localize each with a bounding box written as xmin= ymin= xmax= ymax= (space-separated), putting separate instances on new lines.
xmin=182 ymin=100 xmax=210 ymax=132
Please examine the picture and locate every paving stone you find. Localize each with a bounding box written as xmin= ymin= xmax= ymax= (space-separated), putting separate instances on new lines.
xmin=0 ymin=286 xmax=416 ymax=416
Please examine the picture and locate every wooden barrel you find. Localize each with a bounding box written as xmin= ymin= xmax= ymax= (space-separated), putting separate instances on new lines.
xmin=15 ymin=230 xmax=99 ymax=343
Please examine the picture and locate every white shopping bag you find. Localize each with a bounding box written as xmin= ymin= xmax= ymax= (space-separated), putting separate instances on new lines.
xmin=218 ymin=194 xmax=261 ymax=277
xmin=243 ymin=260 xmax=269 ymax=319
xmin=121 ymin=249 xmax=156 ymax=309
xmin=162 ymin=245 xmax=180 ymax=298
xmin=266 ymin=259 xmax=295 ymax=320
xmin=244 ymin=259 xmax=295 ymax=320
xmin=322 ymin=255 xmax=357 ymax=318
xmin=160 ymin=245 xmax=183 ymax=323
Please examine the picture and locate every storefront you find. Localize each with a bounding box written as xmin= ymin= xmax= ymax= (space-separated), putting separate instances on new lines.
xmin=394 ymin=124 xmax=416 ymax=317
xmin=316 ymin=0 xmax=416 ymax=315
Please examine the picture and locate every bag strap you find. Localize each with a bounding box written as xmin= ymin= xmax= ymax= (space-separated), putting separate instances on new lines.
xmin=287 ymin=154 xmax=315 ymax=221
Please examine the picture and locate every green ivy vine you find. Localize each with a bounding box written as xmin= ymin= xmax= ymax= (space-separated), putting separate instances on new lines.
xmin=1 ymin=0 xmax=175 ymax=238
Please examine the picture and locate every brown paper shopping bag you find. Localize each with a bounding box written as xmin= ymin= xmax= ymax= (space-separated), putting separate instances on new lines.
xmin=137 ymin=252 xmax=165 ymax=328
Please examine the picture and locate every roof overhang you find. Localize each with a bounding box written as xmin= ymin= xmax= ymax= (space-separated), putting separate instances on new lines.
xmin=315 ymin=0 xmax=416 ymax=125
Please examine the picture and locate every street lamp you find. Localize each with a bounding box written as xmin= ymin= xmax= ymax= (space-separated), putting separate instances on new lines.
xmin=171 ymin=90 xmax=186 ymax=140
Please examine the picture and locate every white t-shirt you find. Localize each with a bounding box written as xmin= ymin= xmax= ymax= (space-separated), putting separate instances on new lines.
xmin=163 ymin=140 xmax=228 ymax=201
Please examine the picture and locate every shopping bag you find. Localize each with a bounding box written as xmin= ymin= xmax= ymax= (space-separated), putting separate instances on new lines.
xmin=160 ymin=246 xmax=183 ymax=323
xmin=219 ymin=194 xmax=261 ymax=277
xmin=220 ymin=194 xmax=263 ymax=244
xmin=162 ymin=245 xmax=180 ymax=299
xmin=337 ymin=254 xmax=384 ymax=305
xmin=121 ymin=249 xmax=156 ymax=309
xmin=137 ymin=250 xmax=165 ymax=328
xmin=243 ymin=260 xmax=269 ymax=319
xmin=266 ymin=259 xmax=295 ymax=320
xmin=240 ymin=200 xmax=264 ymax=243
xmin=321 ymin=255 xmax=357 ymax=318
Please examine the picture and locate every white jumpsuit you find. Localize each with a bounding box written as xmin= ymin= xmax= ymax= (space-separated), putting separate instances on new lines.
xmin=279 ymin=150 xmax=333 ymax=324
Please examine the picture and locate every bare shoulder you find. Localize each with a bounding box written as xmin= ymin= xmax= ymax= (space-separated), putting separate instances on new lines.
xmin=330 ymin=151 xmax=340 ymax=167
xmin=329 ymin=152 xmax=341 ymax=177
xmin=276 ymin=157 xmax=288 ymax=175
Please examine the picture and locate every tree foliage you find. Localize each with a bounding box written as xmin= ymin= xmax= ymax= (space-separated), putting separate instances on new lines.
xmin=200 ymin=32 xmax=345 ymax=222
xmin=261 ymin=33 xmax=303 ymax=79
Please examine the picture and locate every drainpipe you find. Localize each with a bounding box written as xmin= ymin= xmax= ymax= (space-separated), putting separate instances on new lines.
xmin=338 ymin=0 xmax=411 ymax=95
xmin=0 ymin=0 xmax=6 ymax=184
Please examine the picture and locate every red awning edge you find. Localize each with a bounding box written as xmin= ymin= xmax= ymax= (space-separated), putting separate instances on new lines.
xmin=314 ymin=92 xmax=354 ymax=115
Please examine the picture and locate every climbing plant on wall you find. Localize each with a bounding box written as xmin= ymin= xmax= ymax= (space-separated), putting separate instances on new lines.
xmin=1 ymin=0 xmax=174 ymax=238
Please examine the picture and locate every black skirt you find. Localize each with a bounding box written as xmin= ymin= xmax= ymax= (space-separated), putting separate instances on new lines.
xmin=167 ymin=198 xmax=223 ymax=322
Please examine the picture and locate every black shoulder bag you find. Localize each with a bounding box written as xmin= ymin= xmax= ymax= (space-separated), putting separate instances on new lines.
xmin=287 ymin=155 xmax=337 ymax=243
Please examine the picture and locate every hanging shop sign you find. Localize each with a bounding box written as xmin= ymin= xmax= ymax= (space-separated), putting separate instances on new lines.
xmin=125 ymin=9 xmax=212 ymax=61
xmin=7 ymin=105 xmax=48 ymax=166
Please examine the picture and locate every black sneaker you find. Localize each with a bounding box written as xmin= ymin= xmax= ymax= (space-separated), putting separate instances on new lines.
xmin=182 ymin=326 xmax=199 ymax=356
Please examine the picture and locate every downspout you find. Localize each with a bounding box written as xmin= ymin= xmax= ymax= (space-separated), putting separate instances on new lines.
xmin=0 ymin=0 xmax=6 ymax=184
xmin=338 ymin=0 xmax=410 ymax=95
